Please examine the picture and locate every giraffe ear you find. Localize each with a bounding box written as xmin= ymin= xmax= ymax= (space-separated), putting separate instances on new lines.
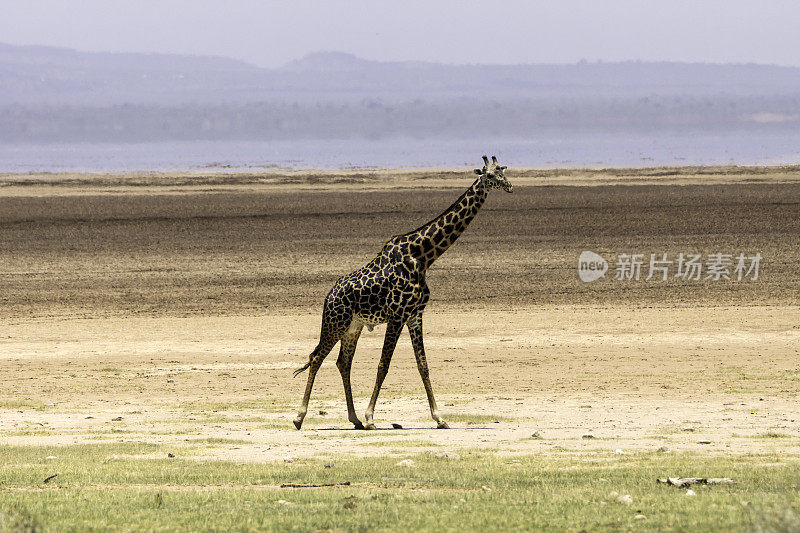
xmin=474 ymin=168 xmax=483 ymax=175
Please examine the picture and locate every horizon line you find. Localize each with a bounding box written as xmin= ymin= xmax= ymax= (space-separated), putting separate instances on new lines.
xmin=2 ymin=41 xmax=798 ymax=71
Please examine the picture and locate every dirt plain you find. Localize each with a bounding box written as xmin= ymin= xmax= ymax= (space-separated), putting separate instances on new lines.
xmin=0 ymin=165 xmax=798 ymax=461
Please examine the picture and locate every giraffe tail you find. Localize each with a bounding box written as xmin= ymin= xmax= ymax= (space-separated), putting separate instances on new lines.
xmin=294 ymin=341 xmax=326 ymax=377
xmin=293 ymin=361 xmax=311 ymax=378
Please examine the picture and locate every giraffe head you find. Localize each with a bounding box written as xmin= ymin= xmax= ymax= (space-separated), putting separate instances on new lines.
xmin=474 ymin=155 xmax=513 ymax=193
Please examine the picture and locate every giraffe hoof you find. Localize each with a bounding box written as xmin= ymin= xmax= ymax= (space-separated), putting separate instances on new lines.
xmin=364 ymin=423 xmax=376 ymax=430
xmin=353 ymin=421 xmax=365 ymax=430
xmin=437 ymin=421 xmax=450 ymax=429
xmin=293 ymin=419 xmax=303 ymax=430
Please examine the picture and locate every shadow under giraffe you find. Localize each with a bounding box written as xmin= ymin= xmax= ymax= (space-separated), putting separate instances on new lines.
xmin=293 ymin=155 xmax=513 ymax=430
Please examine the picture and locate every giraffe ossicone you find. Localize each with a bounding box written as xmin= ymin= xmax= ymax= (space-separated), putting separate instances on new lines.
xmin=293 ymin=155 xmax=513 ymax=430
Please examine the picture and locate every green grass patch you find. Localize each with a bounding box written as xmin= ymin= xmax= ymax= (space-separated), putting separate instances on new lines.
xmin=0 ymin=399 xmax=51 ymax=411
xmin=756 ymin=432 xmax=794 ymax=439
xmin=306 ymin=432 xmax=374 ymax=440
xmin=179 ymin=399 xmax=295 ymax=412
xmin=159 ymin=414 xmax=275 ymax=425
xmin=440 ymin=414 xmax=519 ymax=425
xmin=257 ymin=421 xmax=294 ymax=430
xmin=184 ymin=438 xmax=254 ymax=446
xmin=651 ymin=424 xmax=705 ymax=436
xmin=1 ymin=429 xmax=53 ymax=437
xmin=359 ymin=439 xmax=441 ymax=448
xmin=0 ymin=443 xmax=798 ymax=531
xmin=147 ymin=428 xmax=203 ymax=436
xmin=716 ymin=366 xmax=800 ymax=394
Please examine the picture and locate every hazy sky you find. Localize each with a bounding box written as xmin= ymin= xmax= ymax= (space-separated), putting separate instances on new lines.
xmin=3 ymin=0 xmax=799 ymax=68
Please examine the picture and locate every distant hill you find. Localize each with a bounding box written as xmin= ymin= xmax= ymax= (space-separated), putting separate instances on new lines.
xmin=0 ymin=42 xmax=264 ymax=105
xmin=2 ymin=43 xmax=800 ymax=106
xmin=2 ymin=43 xmax=800 ymax=142
xmin=0 ymin=42 xmax=258 ymax=72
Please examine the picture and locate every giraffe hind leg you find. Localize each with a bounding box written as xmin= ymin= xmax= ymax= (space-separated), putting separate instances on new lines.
xmin=293 ymin=324 xmax=342 ymax=430
xmin=364 ymin=318 xmax=404 ymax=430
xmin=408 ymin=316 xmax=449 ymax=429
xmin=336 ymin=321 xmax=364 ymax=429
xmin=294 ymin=282 xmax=354 ymax=429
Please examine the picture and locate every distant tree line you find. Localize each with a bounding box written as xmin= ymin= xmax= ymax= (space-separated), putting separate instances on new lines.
xmin=1 ymin=96 xmax=799 ymax=143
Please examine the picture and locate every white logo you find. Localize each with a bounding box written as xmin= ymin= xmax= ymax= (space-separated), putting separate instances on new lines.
xmin=577 ymin=251 xmax=761 ymax=282
xmin=578 ymin=251 xmax=608 ymax=283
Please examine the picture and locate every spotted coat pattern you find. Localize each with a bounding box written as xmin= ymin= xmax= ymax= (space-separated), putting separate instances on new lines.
xmin=293 ymin=156 xmax=513 ymax=430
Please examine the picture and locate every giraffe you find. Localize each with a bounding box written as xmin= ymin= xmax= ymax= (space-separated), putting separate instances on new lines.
xmin=293 ymin=155 xmax=513 ymax=430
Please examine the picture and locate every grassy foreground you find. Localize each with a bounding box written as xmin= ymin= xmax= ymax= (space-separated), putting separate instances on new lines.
xmin=0 ymin=443 xmax=798 ymax=532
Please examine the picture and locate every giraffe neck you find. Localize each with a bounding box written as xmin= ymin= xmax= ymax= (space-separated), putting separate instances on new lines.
xmin=408 ymin=177 xmax=488 ymax=270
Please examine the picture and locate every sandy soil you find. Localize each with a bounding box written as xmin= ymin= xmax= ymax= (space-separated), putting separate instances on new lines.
xmin=1 ymin=166 xmax=798 ymax=461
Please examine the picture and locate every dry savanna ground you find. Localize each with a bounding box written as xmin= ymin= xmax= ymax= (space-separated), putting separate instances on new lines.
xmin=1 ymin=165 xmax=799 ymax=530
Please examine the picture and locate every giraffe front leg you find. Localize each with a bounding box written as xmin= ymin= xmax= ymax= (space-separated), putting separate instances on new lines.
xmin=408 ymin=316 xmax=449 ymax=429
xmin=364 ymin=318 xmax=403 ymax=430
